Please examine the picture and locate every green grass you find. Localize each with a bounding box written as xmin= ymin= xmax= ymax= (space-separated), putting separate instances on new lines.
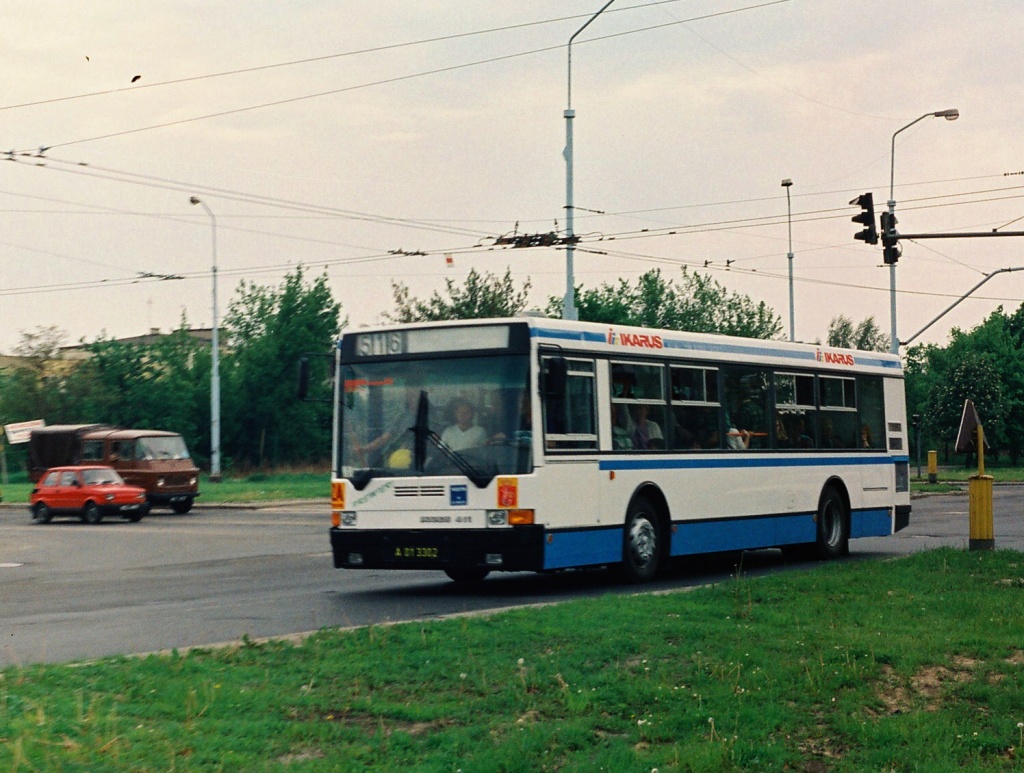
xmin=3 ymin=548 xmax=1024 ymax=771
xmin=931 ymin=466 xmax=1024 ymax=483
xmin=0 ymin=471 xmax=330 ymax=506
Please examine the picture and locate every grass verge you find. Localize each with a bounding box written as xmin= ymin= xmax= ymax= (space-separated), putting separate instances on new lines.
xmin=2 ymin=548 xmax=1024 ymax=771
xmin=0 ymin=471 xmax=330 ymax=506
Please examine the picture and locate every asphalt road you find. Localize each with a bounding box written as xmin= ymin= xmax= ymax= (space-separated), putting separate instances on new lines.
xmin=2 ymin=489 xmax=1022 ymax=668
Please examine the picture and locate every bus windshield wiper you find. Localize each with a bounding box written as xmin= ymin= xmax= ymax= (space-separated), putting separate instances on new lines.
xmin=350 ymin=467 xmax=382 ymax=490
xmin=411 ymin=391 xmax=494 ymax=488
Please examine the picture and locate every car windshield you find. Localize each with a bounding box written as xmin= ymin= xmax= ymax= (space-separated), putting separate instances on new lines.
xmin=136 ymin=436 xmax=191 ymax=460
xmin=81 ymin=468 xmax=125 ymax=486
xmin=340 ymin=354 xmax=532 ymax=483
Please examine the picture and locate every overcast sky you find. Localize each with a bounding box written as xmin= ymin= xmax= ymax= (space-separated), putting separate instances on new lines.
xmin=2 ymin=1 xmax=1022 ymax=355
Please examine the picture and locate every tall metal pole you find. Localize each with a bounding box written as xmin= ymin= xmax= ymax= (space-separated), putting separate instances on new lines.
xmin=782 ymin=178 xmax=794 ymax=341
xmin=190 ymin=196 xmax=221 ymax=482
xmin=887 ymin=108 xmax=959 ymax=355
xmin=563 ymin=0 xmax=615 ymax=321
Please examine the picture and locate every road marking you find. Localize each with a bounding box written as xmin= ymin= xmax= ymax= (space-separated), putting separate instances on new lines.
xmin=1 ymin=562 xmax=24 ymax=568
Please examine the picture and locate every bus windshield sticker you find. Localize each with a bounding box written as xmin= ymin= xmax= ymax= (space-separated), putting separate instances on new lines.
xmin=450 ymin=484 xmax=468 ymax=507
xmin=497 ymin=477 xmax=518 ymax=508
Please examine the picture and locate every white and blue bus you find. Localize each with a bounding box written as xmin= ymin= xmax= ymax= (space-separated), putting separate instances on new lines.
xmin=326 ymin=317 xmax=910 ymax=583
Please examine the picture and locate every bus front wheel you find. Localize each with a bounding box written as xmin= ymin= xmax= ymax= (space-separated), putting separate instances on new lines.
xmin=622 ymin=495 xmax=661 ymax=583
xmin=444 ymin=567 xmax=490 ymax=585
xmin=816 ymin=487 xmax=849 ymax=559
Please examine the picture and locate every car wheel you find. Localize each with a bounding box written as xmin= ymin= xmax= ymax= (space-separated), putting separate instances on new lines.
xmin=83 ymin=501 xmax=103 ymax=524
xmin=125 ymin=504 xmax=149 ymax=523
xmin=171 ymin=498 xmax=193 ymax=514
xmin=32 ymin=502 xmax=53 ymax=524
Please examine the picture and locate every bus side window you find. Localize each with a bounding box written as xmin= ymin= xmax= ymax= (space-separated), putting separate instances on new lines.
xmin=671 ymin=366 xmax=719 ymax=450
xmin=721 ymin=366 xmax=771 ymax=450
xmin=857 ymin=376 xmax=886 ymax=449
xmin=543 ymin=357 xmax=597 ymax=450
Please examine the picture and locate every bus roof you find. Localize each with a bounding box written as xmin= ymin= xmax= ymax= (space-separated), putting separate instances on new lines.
xmin=339 ymin=316 xmax=902 ymax=376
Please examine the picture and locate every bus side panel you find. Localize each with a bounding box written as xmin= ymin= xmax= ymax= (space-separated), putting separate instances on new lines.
xmin=543 ymin=527 xmax=623 ymax=570
xmin=672 ymin=513 xmax=815 ymax=555
xmin=849 ymin=507 xmax=895 ymax=538
xmin=598 ymin=457 xmax=898 ymax=555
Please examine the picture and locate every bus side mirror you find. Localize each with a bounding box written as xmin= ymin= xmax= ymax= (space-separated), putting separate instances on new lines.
xmin=543 ymin=357 xmax=567 ymax=399
xmin=297 ymin=357 xmax=310 ymax=400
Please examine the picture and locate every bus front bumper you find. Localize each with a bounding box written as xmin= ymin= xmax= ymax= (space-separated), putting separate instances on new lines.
xmin=330 ymin=526 xmax=546 ymax=573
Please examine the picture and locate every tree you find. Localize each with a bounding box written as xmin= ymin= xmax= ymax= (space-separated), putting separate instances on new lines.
xmin=905 ymin=306 xmax=1024 ymax=464
xmin=0 ymin=326 xmax=85 ymax=425
xmin=925 ymin=350 xmax=1006 ymax=466
xmin=386 ymin=267 xmax=532 ymax=322
xmin=827 ymin=315 xmax=890 ymax=352
xmin=548 ymin=268 xmax=782 ymax=339
xmin=221 ymin=266 xmax=343 ymax=468
xmin=70 ymin=319 xmax=208 ymax=454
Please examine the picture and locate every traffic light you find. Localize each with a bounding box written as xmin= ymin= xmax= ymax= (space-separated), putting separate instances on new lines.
xmin=850 ymin=192 xmax=878 ymax=245
xmin=880 ymin=211 xmax=901 ymax=264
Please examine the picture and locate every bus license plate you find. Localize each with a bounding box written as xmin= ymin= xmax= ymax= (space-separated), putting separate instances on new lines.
xmin=393 ymin=546 xmax=440 ymax=560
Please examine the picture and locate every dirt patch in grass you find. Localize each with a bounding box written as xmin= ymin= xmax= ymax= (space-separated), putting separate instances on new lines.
xmin=875 ymin=659 xmax=976 ymax=714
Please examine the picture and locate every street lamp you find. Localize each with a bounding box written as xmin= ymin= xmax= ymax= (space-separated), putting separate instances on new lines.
xmin=887 ymin=108 xmax=959 ymax=354
xmin=189 ymin=196 xmax=222 ymax=482
xmin=563 ymin=0 xmax=615 ymax=321
xmin=782 ymin=178 xmax=794 ymax=341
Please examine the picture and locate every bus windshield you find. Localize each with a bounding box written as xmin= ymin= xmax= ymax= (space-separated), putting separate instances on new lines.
xmin=340 ymin=354 xmax=532 ymax=484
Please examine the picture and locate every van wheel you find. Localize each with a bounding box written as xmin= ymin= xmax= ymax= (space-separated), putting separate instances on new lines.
xmin=621 ymin=495 xmax=661 ymax=583
xmin=816 ymin=487 xmax=849 ymax=559
xmin=172 ymin=499 xmax=193 ymax=514
xmin=83 ymin=501 xmax=103 ymax=524
xmin=32 ymin=502 xmax=53 ymax=524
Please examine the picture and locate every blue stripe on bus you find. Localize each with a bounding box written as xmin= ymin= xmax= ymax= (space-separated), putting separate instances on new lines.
xmin=529 ymin=326 xmax=901 ymax=369
xmin=543 ymin=526 xmax=623 ymax=570
xmin=598 ymin=455 xmax=908 ymax=471
xmin=541 ymin=507 xmax=893 ymax=569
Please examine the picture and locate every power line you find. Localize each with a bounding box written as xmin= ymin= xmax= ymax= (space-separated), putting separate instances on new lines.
xmin=0 ymin=1 xmax=698 ymax=114
xmin=13 ymin=1 xmax=789 ymax=153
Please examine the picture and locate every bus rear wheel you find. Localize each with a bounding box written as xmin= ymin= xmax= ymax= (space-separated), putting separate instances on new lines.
xmin=816 ymin=487 xmax=849 ymax=559
xmin=622 ymin=495 xmax=661 ymax=583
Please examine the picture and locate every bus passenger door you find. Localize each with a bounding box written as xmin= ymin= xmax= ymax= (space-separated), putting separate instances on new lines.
xmin=540 ymin=355 xmax=604 ymax=528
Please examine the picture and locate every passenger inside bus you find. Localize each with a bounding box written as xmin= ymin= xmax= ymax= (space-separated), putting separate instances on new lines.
xmin=612 ymin=403 xmax=634 ymax=450
xmin=441 ymin=398 xmax=488 ymax=452
xmin=351 ymin=386 xmax=422 ymax=467
xmin=630 ymin=404 xmax=664 ymax=450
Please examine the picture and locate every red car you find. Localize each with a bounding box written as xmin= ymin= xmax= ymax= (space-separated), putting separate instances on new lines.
xmin=30 ymin=465 xmax=150 ymax=524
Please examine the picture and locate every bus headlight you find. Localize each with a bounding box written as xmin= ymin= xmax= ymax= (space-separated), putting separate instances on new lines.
xmin=487 ymin=509 xmax=534 ymax=526
xmin=332 ymin=511 xmax=357 ymax=528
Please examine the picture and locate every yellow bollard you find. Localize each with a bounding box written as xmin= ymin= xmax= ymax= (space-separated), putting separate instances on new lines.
xmin=969 ymin=475 xmax=994 ymax=550
xmin=968 ymin=426 xmax=994 ymax=551
xmin=927 ymin=450 xmax=938 ymax=484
